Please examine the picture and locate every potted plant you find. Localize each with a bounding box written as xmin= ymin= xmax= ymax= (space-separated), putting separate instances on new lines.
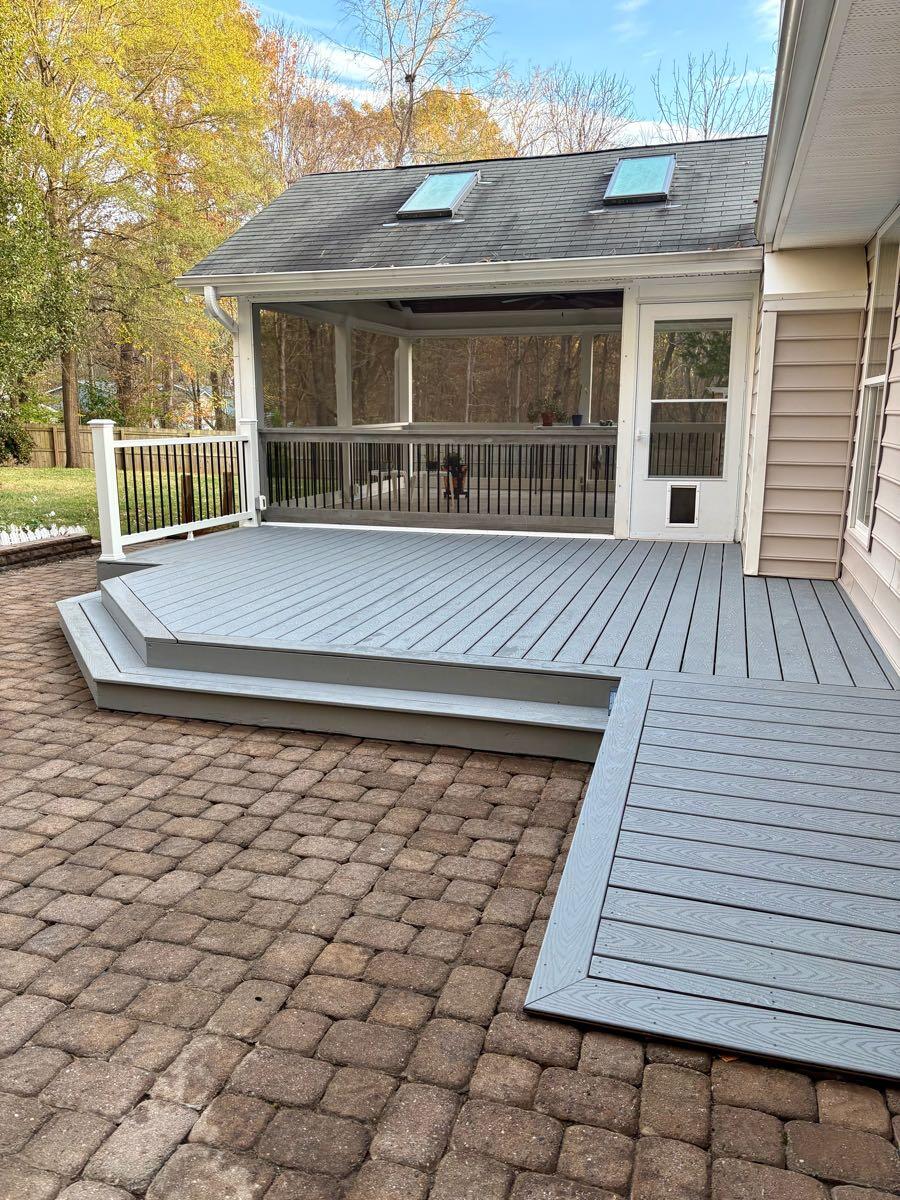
xmin=528 ymin=400 xmax=566 ymax=427
xmin=571 ymin=413 xmax=584 ymax=427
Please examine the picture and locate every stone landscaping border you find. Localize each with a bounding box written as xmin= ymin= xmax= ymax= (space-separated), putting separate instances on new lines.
xmin=0 ymin=533 xmax=95 ymax=572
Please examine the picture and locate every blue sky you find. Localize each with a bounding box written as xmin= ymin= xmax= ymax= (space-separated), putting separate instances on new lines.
xmin=256 ymin=0 xmax=780 ymax=125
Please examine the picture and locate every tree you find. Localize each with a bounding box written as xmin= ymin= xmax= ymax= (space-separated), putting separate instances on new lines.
xmin=263 ymin=23 xmax=394 ymax=183
xmin=0 ymin=8 xmax=80 ymax=461
xmin=651 ymin=49 xmax=772 ymax=141
xmin=536 ymin=63 xmax=633 ymax=154
xmin=412 ymin=88 xmax=512 ymax=162
xmin=339 ymin=0 xmax=493 ymax=165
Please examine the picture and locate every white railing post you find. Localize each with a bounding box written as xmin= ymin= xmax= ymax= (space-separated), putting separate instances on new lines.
xmin=237 ymin=417 xmax=261 ymax=526
xmin=89 ymin=420 xmax=124 ymax=559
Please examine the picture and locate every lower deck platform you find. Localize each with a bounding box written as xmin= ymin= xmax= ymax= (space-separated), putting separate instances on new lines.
xmin=59 ymin=524 xmax=900 ymax=1079
xmin=526 ymin=674 xmax=900 ymax=1080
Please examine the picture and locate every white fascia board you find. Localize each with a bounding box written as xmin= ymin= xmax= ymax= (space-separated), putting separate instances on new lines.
xmin=756 ymin=0 xmax=849 ymax=249
xmin=176 ymin=247 xmax=763 ymax=302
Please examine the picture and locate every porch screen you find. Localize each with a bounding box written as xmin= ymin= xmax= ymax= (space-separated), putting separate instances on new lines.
xmin=649 ymin=318 xmax=731 ymax=478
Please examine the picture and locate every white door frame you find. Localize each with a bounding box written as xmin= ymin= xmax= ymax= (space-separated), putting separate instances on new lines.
xmin=626 ymin=298 xmax=752 ymax=541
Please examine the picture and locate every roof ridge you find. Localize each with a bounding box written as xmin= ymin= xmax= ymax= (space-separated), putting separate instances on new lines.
xmin=297 ymin=134 xmax=768 ymax=180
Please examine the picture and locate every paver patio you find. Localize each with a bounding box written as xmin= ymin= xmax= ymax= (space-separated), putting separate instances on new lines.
xmin=2 ymin=553 xmax=899 ymax=1199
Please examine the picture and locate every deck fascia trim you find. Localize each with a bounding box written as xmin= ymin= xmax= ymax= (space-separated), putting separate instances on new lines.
xmin=525 ymin=675 xmax=652 ymax=1004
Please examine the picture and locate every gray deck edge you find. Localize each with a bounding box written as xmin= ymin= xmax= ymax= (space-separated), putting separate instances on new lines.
xmin=526 ymin=977 xmax=900 ymax=1080
xmin=525 ymin=675 xmax=652 ymax=1003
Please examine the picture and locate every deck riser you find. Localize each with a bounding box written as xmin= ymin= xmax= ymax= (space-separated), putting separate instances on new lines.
xmin=142 ymin=637 xmax=616 ymax=708
xmin=93 ymin=680 xmax=603 ymax=761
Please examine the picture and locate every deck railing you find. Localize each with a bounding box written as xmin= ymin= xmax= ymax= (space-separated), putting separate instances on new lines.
xmin=90 ymin=419 xmax=256 ymax=559
xmin=262 ymin=428 xmax=618 ymax=530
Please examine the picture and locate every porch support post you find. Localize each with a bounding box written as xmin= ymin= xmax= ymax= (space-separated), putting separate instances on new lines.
xmin=613 ymin=284 xmax=639 ymax=539
xmin=234 ymin=297 xmax=264 ymax=524
xmin=742 ymin=307 xmax=776 ymax=575
xmin=395 ymin=337 xmax=414 ymax=424
xmin=334 ymin=321 xmax=354 ymax=500
xmin=578 ymin=335 xmax=593 ymax=422
xmin=89 ymin=419 xmax=124 ymax=560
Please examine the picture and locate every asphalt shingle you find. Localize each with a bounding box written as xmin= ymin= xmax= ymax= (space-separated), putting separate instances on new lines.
xmin=184 ymin=136 xmax=765 ymax=279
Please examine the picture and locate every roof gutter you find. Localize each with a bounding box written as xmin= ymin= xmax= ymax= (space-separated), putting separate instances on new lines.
xmin=203 ymin=285 xmax=238 ymax=336
xmin=178 ymin=247 xmax=763 ymax=302
xmin=755 ymin=0 xmax=841 ymax=247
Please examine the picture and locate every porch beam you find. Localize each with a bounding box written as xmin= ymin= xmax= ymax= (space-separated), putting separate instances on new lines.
xmin=578 ymin=335 xmax=594 ymax=421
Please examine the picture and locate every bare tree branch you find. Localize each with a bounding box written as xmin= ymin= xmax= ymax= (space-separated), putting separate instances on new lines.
xmin=651 ymin=48 xmax=772 ymax=141
xmin=340 ymin=0 xmax=493 ymax=164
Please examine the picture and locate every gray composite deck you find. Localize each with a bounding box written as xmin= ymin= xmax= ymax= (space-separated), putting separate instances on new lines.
xmin=117 ymin=525 xmax=897 ymax=688
xmin=525 ymin=674 xmax=900 ymax=1079
xmin=76 ymin=524 xmax=900 ymax=1077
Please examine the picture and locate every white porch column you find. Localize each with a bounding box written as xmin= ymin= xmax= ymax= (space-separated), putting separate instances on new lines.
xmin=89 ymin=420 xmax=124 ymax=560
xmin=613 ymin=284 xmax=639 ymax=539
xmin=578 ymin=335 xmax=594 ymax=422
xmin=334 ymin=321 xmax=354 ymax=500
xmin=234 ymin=297 xmax=264 ymax=524
xmin=395 ymin=337 xmax=414 ymax=424
xmin=334 ymin=321 xmax=354 ymax=427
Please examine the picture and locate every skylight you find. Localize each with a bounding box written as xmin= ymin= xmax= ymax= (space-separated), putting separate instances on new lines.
xmin=397 ymin=170 xmax=480 ymax=219
xmin=603 ymin=154 xmax=675 ymax=204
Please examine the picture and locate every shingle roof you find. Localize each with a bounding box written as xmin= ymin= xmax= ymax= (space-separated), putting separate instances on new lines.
xmin=184 ymin=136 xmax=766 ymax=280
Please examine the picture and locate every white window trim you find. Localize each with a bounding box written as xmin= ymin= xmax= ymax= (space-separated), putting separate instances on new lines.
xmin=848 ymin=228 xmax=899 ymax=542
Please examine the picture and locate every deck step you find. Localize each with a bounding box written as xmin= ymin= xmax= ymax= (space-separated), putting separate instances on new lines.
xmin=60 ymin=593 xmax=607 ymax=760
xmin=98 ymin=575 xmax=613 ymax=710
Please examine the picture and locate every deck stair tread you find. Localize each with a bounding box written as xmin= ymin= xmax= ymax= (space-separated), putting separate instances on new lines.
xmin=64 ymin=593 xmax=609 ymax=729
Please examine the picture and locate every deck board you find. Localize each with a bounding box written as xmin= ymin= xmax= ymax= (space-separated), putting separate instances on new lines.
xmin=123 ymin=527 xmax=898 ymax=688
xmin=528 ymin=675 xmax=900 ymax=1079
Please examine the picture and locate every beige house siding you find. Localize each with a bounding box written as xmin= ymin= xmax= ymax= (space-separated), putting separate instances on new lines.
xmin=840 ymin=250 xmax=900 ymax=673
xmin=756 ymin=309 xmax=862 ymax=578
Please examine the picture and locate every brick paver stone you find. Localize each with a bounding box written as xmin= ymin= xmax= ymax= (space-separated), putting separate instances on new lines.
xmin=785 ymin=1121 xmax=900 ymax=1190
xmin=370 ymin=1082 xmax=459 ymax=1168
xmin=84 ymin=1099 xmax=198 ymax=1191
xmin=258 ymin=1108 xmax=369 ymax=1176
xmin=145 ymin=1144 xmax=274 ymax=1199
xmin=453 ymin=1099 xmax=563 ymax=1171
xmin=711 ymin=1158 xmax=829 ymax=1200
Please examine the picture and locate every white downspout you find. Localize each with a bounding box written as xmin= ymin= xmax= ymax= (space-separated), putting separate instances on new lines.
xmin=203 ymin=286 xmax=238 ymax=337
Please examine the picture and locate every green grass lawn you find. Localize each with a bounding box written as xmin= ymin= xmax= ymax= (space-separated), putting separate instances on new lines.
xmin=0 ymin=466 xmax=100 ymax=537
xmin=0 ymin=464 xmax=244 ymax=542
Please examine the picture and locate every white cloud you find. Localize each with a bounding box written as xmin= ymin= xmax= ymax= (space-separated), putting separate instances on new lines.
xmin=613 ymin=0 xmax=649 ymax=42
xmin=312 ymin=39 xmax=382 ymax=84
xmin=755 ymin=0 xmax=781 ymax=41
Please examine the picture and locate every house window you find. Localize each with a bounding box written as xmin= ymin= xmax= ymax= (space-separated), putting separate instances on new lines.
xmin=851 ymin=222 xmax=899 ymax=533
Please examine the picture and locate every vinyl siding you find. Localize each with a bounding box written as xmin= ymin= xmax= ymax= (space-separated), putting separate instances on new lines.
xmin=840 ymin=246 xmax=900 ymax=673
xmin=757 ymin=309 xmax=862 ymax=579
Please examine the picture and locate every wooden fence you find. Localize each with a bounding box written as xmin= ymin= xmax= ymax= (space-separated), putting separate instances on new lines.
xmin=25 ymin=424 xmax=229 ymax=469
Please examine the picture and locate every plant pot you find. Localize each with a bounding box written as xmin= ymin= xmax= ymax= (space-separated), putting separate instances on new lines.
xmin=540 ymin=412 xmax=554 ymax=427
xmin=571 ymin=413 xmax=584 ymax=427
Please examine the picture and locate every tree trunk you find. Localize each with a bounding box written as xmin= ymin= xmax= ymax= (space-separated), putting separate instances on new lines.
xmin=192 ymin=382 xmax=202 ymax=430
xmin=464 ymin=340 xmax=475 ymax=423
xmin=60 ymin=347 xmax=81 ymax=468
xmin=117 ymin=340 xmax=139 ymax=424
xmin=210 ymin=369 xmax=226 ymax=430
